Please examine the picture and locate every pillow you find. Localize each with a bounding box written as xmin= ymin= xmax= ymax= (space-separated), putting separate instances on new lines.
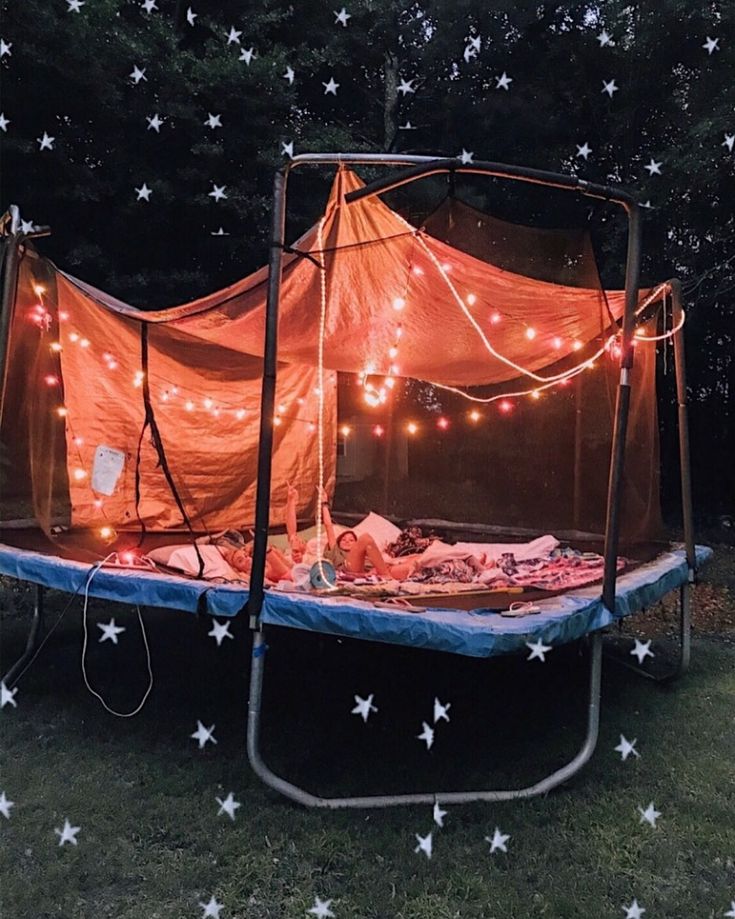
xmin=352 ymin=512 xmax=403 ymax=551
xmin=146 ymin=544 xmax=240 ymax=581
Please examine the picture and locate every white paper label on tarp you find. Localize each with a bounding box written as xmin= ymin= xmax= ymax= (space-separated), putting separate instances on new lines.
xmin=91 ymin=445 xmax=125 ymax=496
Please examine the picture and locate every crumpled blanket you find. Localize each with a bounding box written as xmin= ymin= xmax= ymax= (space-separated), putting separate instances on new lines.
xmin=410 ymin=558 xmax=482 ymax=584
xmin=479 ymin=551 xmax=625 ymax=592
xmin=386 ymin=526 xmax=437 ymax=557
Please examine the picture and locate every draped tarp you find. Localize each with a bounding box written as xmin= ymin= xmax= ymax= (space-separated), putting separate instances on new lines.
xmin=3 ymin=164 xmax=664 ymax=541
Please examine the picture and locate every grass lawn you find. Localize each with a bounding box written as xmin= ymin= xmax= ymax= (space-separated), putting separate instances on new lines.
xmin=1 ymin=549 xmax=734 ymax=919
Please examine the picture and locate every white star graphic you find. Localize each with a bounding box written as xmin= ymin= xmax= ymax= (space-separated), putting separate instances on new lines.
xmin=191 ymin=720 xmax=217 ymax=749
xmin=597 ymin=30 xmax=614 ymax=47
xmin=576 ymin=142 xmax=592 ymax=160
xmin=644 ymin=158 xmax=662 ymax=176
xmin=210 ymin=227 xmax=230 ymax=236
xmin=464 ymin=36 xmax=481 ymax=63
xmin=414 ymin=831 xmax=432 ymax=858
xmin=703 ymin=36 xmax=720 ymax=55
xmin=208 ymin=184 xmax=227 ymax=202
xmin=433 ymin=697 xmax=451 ymax=723
xmin=334 ymin=7 xmax=351 ymax=27
xmin=239 ymin=47 xmax=255 ymax=64
xmin=199 ymin=895 xmax=224 ymax=918
xmin=66 ymin=0 xmax=85 ymax=12
xmin=141 ymin=0 xmax=157 ymax=13
xmin=135 ymin=183 xmax=152 ymax=202
xmin=638 ymin=802 xmax=661 ymax=828
xmin=417 ymin=721 xmax=434 ymax=750
xmin=204 ymin=113 xmax=222 ymax=129
xmin=208 ymin=620 xmax=233 ymax=646
xmin=397 ymin=78 xmax=415 ymax=95
xmin=1 ymin=681 xmax=18 ymax=709
xmin=226 ymin=26 xmax=241 ymax=45
xmin=433 ymin=800 xmax=447 ymax=828
xmin=630 ymin=638 xmax=654 ymax=664
xmin=724 ymin=901 xmax=735 ymax=918
xmin=0 ymin=791 xmax=14 ymax=819
xmin=0 ymin=39 xmax=12 ymax=58
xmin=0 ymin=112 xmax=10 ymax=132
xmin=215 ymin=791 xmax=241 ymax=821
xmin=351 ymin=693 xmax=377 ymax=723
xmin=307 ymin=896 xmax=335 ymax=918
xmin=495 ymin=71 xmax=513 ymax=90
xmin=55 ymin=818 xmax=81 ymax=846
xmin=186 ymin=6 xmax=197 ymax=26
xmin=322 ymin=77 xmax=339 ymax=95
xmin=20 ymin=219 xmax=36 ymax=233
xmin=283 ymin=66 xmax=295 ymax=84
xmin=485 ymin=826 xmax=510 ymax=853
xmin=130 ymin=65 xmax=147 ymax=84
xmin=281 ymin=141 xmax=294 ymax=158
xmin=602 ymin=79 xmax=618 ymax=97
xmin=146 ymin=114 xmax=163 ymax=132
xmin=526 ymin=638 xmax=552 ymax=662
xmin=640 ymin=199 xmax=653 ymax=209
xmin=37 ymin=132 xmax=55 ymax=151
xmin=399 ymin=120 xmax=415 ymax=130
xmin=97 ymin=618 xmax=126 ymax=644
xmin=614 ymin=735 xmax=640 ymax=761
xmin=722 ymin=134 xmax=734 ymax=152
xmin=622 ymin=898 xmax=646 ymax=918
xmin=458 ymin=149 xmax=474 ymax=165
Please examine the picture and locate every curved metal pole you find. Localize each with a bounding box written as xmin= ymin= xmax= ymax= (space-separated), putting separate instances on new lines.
xmin=2 ymin=584 xmax=45 ymax=686
xmin=247 ymin=628 xmax=602 ymax=809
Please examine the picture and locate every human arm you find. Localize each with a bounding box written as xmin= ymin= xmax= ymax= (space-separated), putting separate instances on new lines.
xmin=317 ymin=485 xmax=338 ymax=549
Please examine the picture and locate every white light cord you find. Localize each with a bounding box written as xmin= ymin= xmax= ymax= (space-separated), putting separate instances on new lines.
xmin=80 ymin=559 xmax=154 ymax=717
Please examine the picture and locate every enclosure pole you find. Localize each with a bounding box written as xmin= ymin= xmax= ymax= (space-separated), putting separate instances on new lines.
xmin=601 ymin=202 xmax=642 ymax=614
xmin=670 ymin=278 xmax=696 ymax=574
xmin=572 ymin=373 xmax=584 ymax=531
xmin=0 ymin=206 xmax=22 ymax=429
xmin=245 ymin=169 xmax=288 ymax=627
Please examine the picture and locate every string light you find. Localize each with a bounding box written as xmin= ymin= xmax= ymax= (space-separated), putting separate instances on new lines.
xmin=80 ymin=338 xmax=90 ymax=349
xmin=340 ymin=424 xmax=351 ymax=437
xmin=466 ymin=293 xmax=477 ymax=305
xmin=392 ymin=297 xmax=406 ymax=311
xmin=469 ymin=409 xmax=481 ymax=422
xmin=69 ymin=332 xmax=79 ymax=342
xmin=552 ymin=337 xmax=563 ymax=350
xmin=499 ymin=400 xmax=513 ymax=414
xmin=525 ymin=327 xmax=536 ymax=340
xmin=373 ymin=424 xmax=385 ymax=437
xmin=44 ymin=374 xmax=58 ymax=386
xmin=50 ymin=342 xmax=62 ymax=353
xmin=73 ymin=468 xmax=87 ymax=481
xmin=99 ymin=526 xmax=116 ymax=541
xmin=437 ymin=416 xmax=450 ymax=430
xmin=33 ymin=284 xmax=46 ymax=296
xmin=406 ymin=421 xmax=418 ymax=435
xmin=56 ymin=407 xmax=68 ymax=418
xmin=490 ymin=312 xmax=501 ymax=324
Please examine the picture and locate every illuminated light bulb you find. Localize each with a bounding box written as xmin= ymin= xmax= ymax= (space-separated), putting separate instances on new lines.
xmin=385 ymin=377 xmax=395 ymax=389
xmin=364 ymin=392 xmax=380 ymax=407
xmin=634 ymin=327 xmax=645 ymax=338
xmin=59 ymin=310 xmax=70 ymax=321
xmin=389 ymin=364 xmax=399 ymax=375
xmin=273 ymin=415 xmax=282 ymax=426
xmin=378 ymin=389 xmax=387 ymax=403
xmin=34 ymin=304 xmax=45 ymax=315
xmin=525 ymin=327 xmax=536 ymax=340
xmin=185 ymin=400 xmax=194 ymax=411
xmin=69 ymin=332 xmax=80 ymax=342
xmin=99 ymin=525 xmax=116 ymax=541
xmin=490 ymin=312 xmax=502 ymax=324
xmin=395 ymin=326 xmax=403 ymax=339
xmin=213 ymin=408 xmax=221 ymax=418
xmin=122 ymin=551 xmax=136 ymax=565
xmin=73 ymin=468 xmax=87 ymax=481
xmin=572 ymin=340 xmax=583 ymax=351
xmin=392 ymin=297 xmax=406 ymax=311
xmin=587 ymin=361 xmax=596 ymax=370
xmin=73 ymin=436 xmax=84 ymax=446
xmin=340 ymin=424 xmax=351 ymax=437
xmin=133 ymin=372 xmax=144 ymax=388
xmin=296 ymin=397 xmax=304 ymax=405
xmin=236 ymin=409 xmax=246 ymax=420
xmin=277 ymin=403 xmax=286 ymax=413
xmin=102 ymin=352 xmax=113 ymax=362
xmin=406 ymin=421 xmax=418 ymax=435
xmin=161 ymin=391 xmax=169 ymax=402
xmin=469 ymin=409 xmax=481 ymax=423
xmin=33 ymin=284 xmax=46 ymax=296
xmin=93 ymin=498 xmax=103 ymax=509
xmin=44 ymin=374 xmax=58 ymax=386
xmin=441 ymin=263 xmax=451 ymax=272
xmin=466 ymin=293 xmax=477 ymax=306
xmin=373 ymin=424 xmax=385 ymax=437
xmin=559 ymin=377 xmax=572 ymax=387
xmin=437 ymin=416 xmax=450 ymax=430
xmin=308 ymin=422 xmax=316 ymax=432
xmin=313 ymin=387 xmax=321 ymax=396
xmin=203 ymin=398 xmax=214 ymax=410
xmin=412 ymin=266 xmax=424 ymax=276
xmin=171 ymin=386 xmax=179 ymax=395
xmin=388 ymin=346 xmax=398 ymax=359
xmin=107 ymin=360 xmax=118 ymax=370
xmin=80 ymin=338 xmax=90 ymax=348
xmin=50 ymin=341 xmax=62 ymax=353
xmin=552 ymin=337 xmax=563 ymax=350
xmin=56 ymin=406 xmax=68 ymax=418
xmin=531 ymin=390 xmax=541 ymax=400
xmin=499 ymin=400 xmax=513 ymax=414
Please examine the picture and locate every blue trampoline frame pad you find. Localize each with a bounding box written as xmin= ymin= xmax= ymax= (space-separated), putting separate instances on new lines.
xmin=0 ymin=543 xmax=711 ymax=659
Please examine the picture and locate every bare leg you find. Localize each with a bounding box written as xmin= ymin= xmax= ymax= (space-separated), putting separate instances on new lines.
xmin=345 ymin=534 xmax=391 ymax=576
xmin=266 ymin=547 xmax=292 ymax=581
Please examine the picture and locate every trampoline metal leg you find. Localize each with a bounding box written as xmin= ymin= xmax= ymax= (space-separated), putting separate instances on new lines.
xmin=604 ymin=582 xmax=692 ymax=684
xmin=3 ymin=584 xmax=45 ymax=687
xmin=246 ymin=629 xmax=603 ymax=810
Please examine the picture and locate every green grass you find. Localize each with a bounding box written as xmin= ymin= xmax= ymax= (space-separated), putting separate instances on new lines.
xmin=1 ymin=575 xmax=734 ymax=918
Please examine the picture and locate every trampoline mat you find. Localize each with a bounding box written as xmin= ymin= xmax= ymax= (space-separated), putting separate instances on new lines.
xmin=0 ymin=527 xmax=711 ymax=658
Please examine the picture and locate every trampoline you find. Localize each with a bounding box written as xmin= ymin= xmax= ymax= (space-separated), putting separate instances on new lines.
xmin=0 ymin=154 xmax=707 ymax=809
